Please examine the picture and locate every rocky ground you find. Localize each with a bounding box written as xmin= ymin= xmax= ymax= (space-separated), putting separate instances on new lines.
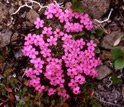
xmin=0 ymin=0 xmax=124 ymax=107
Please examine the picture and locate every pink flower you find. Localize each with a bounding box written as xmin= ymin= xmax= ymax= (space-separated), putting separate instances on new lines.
xmin=40 ymin=48 xmax=51 ymax=58
xmin=42 ymin=27 xmax=52 ymax=36
xmin=33 ymin=35 xmax=43 ymax=46
xmin=85 ymin=21 xmax=93 ymax=30
xmin=47 ymin=36 xmax=57 ymax=46
xmin=65 ymin=9 xmax=74 ymax=19
xmin=29 ymin=48 xmax=38 ymax=59
xmin=25 ymin=68 xmax=34 ymax=78
xmin=48 ymin=88 xmax=56 ymax=96
xmin=33 ymin=69 xmax=43 ymax=75
xmin=44 ymin=10 xmax=53 ymax=19
xmin=29 ymin=77 xmax=40 ymax=87
xmin=22 ymin=45 xmax=32 ymax=56
xmin=73 ymin=12 xmax=80 ymax=19
xmin=80 ymin=14 xmax=89 ymax=25
xmin=73 ymin=86 xmax=81 ymax=94
xmin=68 ymin=79 xmax=78 ymax=88
xmin=87 ymin=40 xmax=97 ymax=51
xmin=39 ymin=42 xmax=49 ymax=50
xmin=67 ymin=68 xmax=77 ymax=78
xmin=61 ymin=34 xmax=72 ymax=42
xmin=75 ymin=75 xmax=85 ymax=85
xmin=34 ymin=58 xmax=44 ymax=69
xmin=35 ymin=84 xmax=45 ymax=93
xmin=64 ymin=22 xmax=72 ymax=32
xmin=63 ymin=43 xmax=72 ymax=52
xmin=34 ymin=17 xmax=44 ymax=29
xmin=55 ymin=8 xmax=63 ymax=17
xmin=53 ymin=29 xmax=63 ymax=38
xmin=48 ymin=4 xmax=59 ymax=14
xmin=25 ymin=33 xmax=33 ymax=45
xmin=59 ymin=12 xmax=68 ymax=23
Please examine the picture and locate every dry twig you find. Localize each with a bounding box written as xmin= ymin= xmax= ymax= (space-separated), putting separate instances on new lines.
xmin=11 ymin=0 xmax=63 ymax=15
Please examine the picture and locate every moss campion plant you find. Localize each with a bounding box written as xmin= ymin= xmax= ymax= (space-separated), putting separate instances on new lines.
xmin=22 ymin=3 xmax=101 ymax=99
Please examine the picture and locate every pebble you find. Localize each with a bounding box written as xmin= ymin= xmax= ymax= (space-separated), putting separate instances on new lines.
xmin=81 ymin=0 xmax=110 ymax=19
xmin=96 ymin=65 xmax=112 ymax=80
xmin=101 ymin=31 xmax=124 ymax=49
xmin=26 ymin=9 xmax=39 ymax=24
xmin=0 ymin=29 xmax=13 ymax=48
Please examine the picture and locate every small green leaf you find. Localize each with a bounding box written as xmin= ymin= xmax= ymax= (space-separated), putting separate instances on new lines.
xmin=51 ymin=100 xmax=55 ymax=106
xmin=43 ymin=98 xmax=49 ymax=104
xmin=16 ymin=91 xmax=22 ymax=96
xmin=112 ymin=74 xmax=121 ymax=85
xmin=90 ymin=34 xmax=95 ymax=40
xmin=19 ymin=99 xmax=25 ymax=105
xmin=72 ymin=1 xmax=83 ymax=13
xmin=121 ymin=35 xmax=124 ymax=41
xmin=2 ymin=90 xmax=6 ymax=95
xmin=0 ymin=84 xmax=5 ymax=88
xmin=94 ymin=47 xmax=100 ymax=53
xmin=2 ymin=78 xmax=6 ymax=84
xmin=23 ymin=87 xmax=27 ymax=95
xmin=23 ymin=87 xmax=27 ymax=92
xmin=77 ymin=32 xmax=84 ymax=36
xmin=72 ymin=0 xmax=77 ymax=4
xmin=95 ymin=29 xmax=103 ymax=36
xmin=115 ymin=58 xmax=124 ymax=69
xmin=111 ymin=47 xmax=124 ymax=58
xmin=7 ymin=48 xmax=11 ymax=53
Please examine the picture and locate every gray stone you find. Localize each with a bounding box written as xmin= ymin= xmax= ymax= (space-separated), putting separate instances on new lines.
xmin=33 ymin=3 xmax=40 ymax=11
xmin=0 ymin=4 xmax=8 ymax=23
xmin=26 ymin=21 xmax=34 ymax=27
xmin=101 ymin=31 xmax=124 ymax=49
xmin=15 ymin=50 xmax=23 ymax=60
xmin=81 ymin=0 xmax=110 ymax=19
xmin=26 ymin=9 xmax=39 ymax=24
xmin=65 ymin=2 xmax=72 ymax=9
xmin=0 ymin=29 xmax=13 ymax=48
xmin=96 ymin=65 xmax=112 ymax=80
xmin=11 ymin=32 xmax=18 ymax=42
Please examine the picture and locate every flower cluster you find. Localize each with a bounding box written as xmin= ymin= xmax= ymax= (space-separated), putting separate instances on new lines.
xmin=22 ymin=3 xmax=101 ymax=99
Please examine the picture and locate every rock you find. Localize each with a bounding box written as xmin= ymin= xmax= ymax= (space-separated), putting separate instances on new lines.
xmin=11 ymin=32 xmax=18 ymax=44
xmin=0 ymin=4 xmax=8 ymax=23
xmin=9 ymin=6 xmax=15 ymax=15
xmin=101 ymin=31 xmax=124 ymax=49
xmin=111 ymin=25 xmax=121 ymax=31
xmin=81 ymin=0 xmax=110 ymax=19
xmin=15 ymin=50 xmax=23 ymax=60
xmin=65 ymin=2 xmax=72 ymax=9
xmin=96 ymin=65 xmax=112 ymax=80
xmin=26 ymin=21 xmax=34 ymax=27
xmin=0 ymin=29 xmax=13 ymax=48
xmin=26 ymin=9 xmax=39 ymax=24
xmin=33 ymin=3 xmax=40 ymax=11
